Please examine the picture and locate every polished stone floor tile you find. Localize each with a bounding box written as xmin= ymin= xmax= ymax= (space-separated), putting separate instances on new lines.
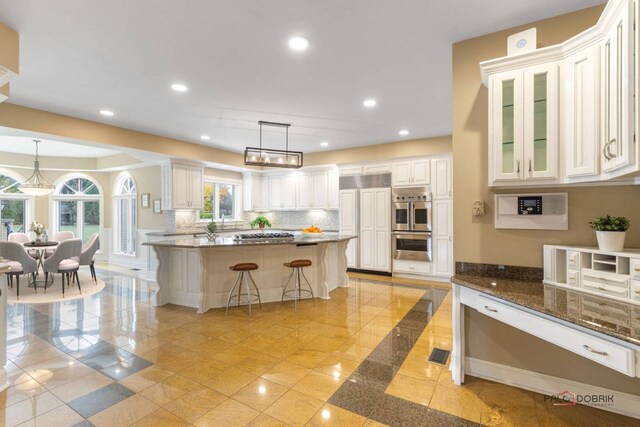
xmin=162 ymin=385 xmax=227 ymax=423
xmin=264 ymin=389 xmax=324 ymax=426
xmin=87 ymin=394 xmax=159 ymax=427
xmin=306 ymin=403 xmax=368 ymax=426
xmin=231 ymin=378 xmax=289 ymax=412
xmin=67 ymin=382 xmax=135 ymax=418
xmin=193 ymin=398 xmax=260 ymax=427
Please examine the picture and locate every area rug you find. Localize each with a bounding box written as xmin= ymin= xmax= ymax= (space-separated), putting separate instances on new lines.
xmin=7 ymin=270 xmax=105 ymax=304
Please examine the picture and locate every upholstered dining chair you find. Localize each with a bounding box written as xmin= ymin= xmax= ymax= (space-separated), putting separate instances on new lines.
xmin=75 ymin=233 xmax=99 ymax=282
xmin=43 ymin=238 xmax=82 ymax=297
xmin=8 ymin=232 xmax=40 ymax=260
xmin=45 ymin=231 xmax=76 ymax=257
xmin=0 ymin=241 xmax=38 ymax=300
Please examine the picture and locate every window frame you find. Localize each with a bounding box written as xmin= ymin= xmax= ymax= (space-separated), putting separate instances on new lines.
xmin=50 ymin=173 xmax=103 ymax=243
xmin=198 ymin=175 xmax=243 ymax=223
xmin=0 ymin=169 xmax=35 ymax=237
xmin=113 ymin=173 xmax=137 ymax=256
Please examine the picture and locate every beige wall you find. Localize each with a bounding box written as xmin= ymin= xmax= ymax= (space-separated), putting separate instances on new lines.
xmin=465 ymin=307 xmax=640 ymax=394
xmin=305 ymin=135 xmax=451 ymax=166
xmin=110 ymin=166 xmax=164 ymax=232
xmin=203 ymin=167 xmax=243 ymax=180
xmin=0 ymin=22 xmax=19 ymax=74
xmin=452 ymin=5 xmax=640 ymax=268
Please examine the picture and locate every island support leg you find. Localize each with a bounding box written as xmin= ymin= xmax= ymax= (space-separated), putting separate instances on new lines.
xmin=451 ymin=283 xmax=465 ymax=385
xmin=337 ymin=240 xmax=350 ymax=288
xmin=197 ymin=250 xmax=210 ymax=314
xmin=317 ymin=243 xmax=330 ymax=299
xmin=152 ymin=247 xmax=170 ymax=308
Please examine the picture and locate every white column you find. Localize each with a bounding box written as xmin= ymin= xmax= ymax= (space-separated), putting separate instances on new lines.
xmin=451 ymin=283 xmax=465 ymax=385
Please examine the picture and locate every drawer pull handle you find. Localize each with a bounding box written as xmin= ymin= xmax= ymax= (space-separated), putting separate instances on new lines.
xmin=583 ymin=345 xmax=608 ymax=356
xmin=635 ymin=290 xmax=640 ymax=294
xmin=484 ymin=305 xmax=498 ymax=313
xmin=635 ymin=268 xmax=640 ymax=272
xmin=598 ymin=287 xmax=606 ymax=291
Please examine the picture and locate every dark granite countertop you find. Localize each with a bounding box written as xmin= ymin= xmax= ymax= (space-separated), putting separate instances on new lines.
xmin=452 ymin=272 xmax=640 ymax=346
xmin=143 ymin=233 xmax=355 ymax=248
xmin=146 ymin=228 xmax=339 ymax=237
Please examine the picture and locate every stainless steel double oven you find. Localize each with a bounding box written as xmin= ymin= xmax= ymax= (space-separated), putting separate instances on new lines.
xmin=392 ymin=187 xmax=432 ymax=262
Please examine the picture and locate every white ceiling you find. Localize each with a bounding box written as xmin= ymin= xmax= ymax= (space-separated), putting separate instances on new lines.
xmin=0 ymin=0 xmax=604 ymax=154
xmin=0 ymin=136 xmax=120 ymax=158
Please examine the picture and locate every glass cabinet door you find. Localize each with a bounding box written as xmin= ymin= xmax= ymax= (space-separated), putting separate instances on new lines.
xmin=523 ymin=63 xmax=558 ymax=180
xmin=491 ymin=70 xmax=523 ymax=182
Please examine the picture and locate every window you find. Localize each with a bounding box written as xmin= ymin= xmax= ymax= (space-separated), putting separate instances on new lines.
xmin=200 ymin=179 xmax=240 ymax=221
xmin=54 ymin=176 xmax=102 ymax=242
xmin=0 ymin=173 xmax=30 ymax=240
xmin=114 ymin=175 xmax=137 ymax=255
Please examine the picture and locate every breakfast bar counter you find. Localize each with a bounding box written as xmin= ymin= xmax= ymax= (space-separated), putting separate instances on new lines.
xmin=144 ymin=233 xmax=356 ymax=313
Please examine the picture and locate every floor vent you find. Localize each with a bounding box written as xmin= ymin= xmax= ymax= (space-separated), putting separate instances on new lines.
xmin=428 ymin=348 xmax=450 ymax=365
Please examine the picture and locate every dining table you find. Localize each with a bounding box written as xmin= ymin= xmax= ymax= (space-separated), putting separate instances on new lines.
xmin=23 ymin=241 xmax=58 ymax=287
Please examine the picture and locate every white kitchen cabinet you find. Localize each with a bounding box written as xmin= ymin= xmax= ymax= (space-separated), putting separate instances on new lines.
xmin=269 ymin=174 xmax=296 ymax=210
xmin=433 ymin=199 xmax=453 ymax=276
xmin=161 ymin=161 xmax=204 ymax=210
xmin=432 ymin=157 xmax=452 ymax=199
xmin=297 ymin=171 xmax=327 ymax=209
xmin=327 ymin=168 xmax=339 ymax=209
xmin=392 ymin=159 xmax=430 ymax=187
xmin=242 ymin=172 xmax=269 ymax=212
xmin=601 ymin=0 xmax=634 ymax=174
xmin=363 ymin=163 xmax=391 ymax=174
xmin=359 ymin=188 xmax=391 ymax=272
xmin=564 ymin=45 xmax=600 ymax=178
xmin=339 ymin=189 xmax=358 ymax=268
xmin=487 ymin=62 xmax=559 ymax=186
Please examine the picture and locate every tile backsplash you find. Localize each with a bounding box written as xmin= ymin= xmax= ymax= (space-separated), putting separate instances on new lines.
xmin=164 ymin=210 xmax=339 ymax=232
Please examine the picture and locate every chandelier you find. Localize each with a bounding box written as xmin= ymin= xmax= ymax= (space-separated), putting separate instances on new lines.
xmin=244 ymin=121 xmax=303 ymax=169
xmin=19 ymin=140 xmax=55 ymax=196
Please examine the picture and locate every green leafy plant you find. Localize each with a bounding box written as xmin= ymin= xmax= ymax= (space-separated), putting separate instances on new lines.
xmin=206 ymin=222 xmax=218 ymax=234
xmin=250 ymin=215 xmax=272 ymax=228
xmin=589 ymin=215 xmax=630 ymax=232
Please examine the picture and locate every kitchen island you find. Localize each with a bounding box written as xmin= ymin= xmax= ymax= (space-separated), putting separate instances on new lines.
xmin=144 ymin=233 xmax=355 ymax=313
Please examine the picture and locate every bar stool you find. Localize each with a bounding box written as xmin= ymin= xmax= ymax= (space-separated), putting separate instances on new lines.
xmin=281 ymin=259 xmax=315 ymax=310
xmin=226 ymin=263 xmax=262 ymax=316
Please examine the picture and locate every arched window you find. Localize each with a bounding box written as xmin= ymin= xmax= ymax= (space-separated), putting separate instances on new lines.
xmin=53 ymin=175 xmax=102 ymax=242
xmin=0 ymin=172 xmax=31 ymax=240
xmin=113 ymin=175 xmax=137 ymax=255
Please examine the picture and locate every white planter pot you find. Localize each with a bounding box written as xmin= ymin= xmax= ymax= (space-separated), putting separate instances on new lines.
xmin=596 ymin=231 xmax=626 ymax=252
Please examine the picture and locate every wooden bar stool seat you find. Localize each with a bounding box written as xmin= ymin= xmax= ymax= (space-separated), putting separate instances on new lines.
xmin=226 ymin=263 xmax=261 ymax=316
xmin=281 ymin=259 xmax=315 ymax=310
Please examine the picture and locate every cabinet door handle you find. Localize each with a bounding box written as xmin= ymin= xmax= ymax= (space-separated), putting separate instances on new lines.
xmin=583 ymin=345 xmax=608 ymax=356
xmin=528 ymin=158 xmax=532 ymax=173
xmin=635 ymin=290 xmax=640 ymax=294
xmin=484 ymin=305 xmax=498 ymax=313
xmin=598 ymin=286 xmax=606 ymax=291
xmin=516 ymin=160 xmax=520 ymax=174
xmin=635 ymin=268 xmax=640 ymax=272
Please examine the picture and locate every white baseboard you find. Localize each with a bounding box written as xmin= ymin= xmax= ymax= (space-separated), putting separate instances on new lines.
xmin=109 ymin=253 xmax=147 ymax=270
xmin=465 ymin=357 xmax=640 ymax=419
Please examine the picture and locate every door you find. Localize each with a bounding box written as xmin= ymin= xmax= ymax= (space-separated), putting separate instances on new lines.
xmin=490 ymin=70 xmax=524 ymax=183
xmin=359 ymin=189 xmax=375 ymax=270
xmin=433 ymin=200 xmax=452 ymax=276
xmin=411 ymin=160 xmax=431 ymax=185
xmin=432 ymin=157 xmax=452 ymax=199
xmin=172 ymin=164 xmax=191 ymax=208
xmin=339 ymin=189 xmax=357 ymax=268
xmin=373 ymin=188 xmax=391 ymax=271
xmin=523 ymin=62 xmax=559 ymax=180
xmin=564 ymin=46 xmax=599 ymax=178
xmin=601 ymin=0 xmax=634 ymax=173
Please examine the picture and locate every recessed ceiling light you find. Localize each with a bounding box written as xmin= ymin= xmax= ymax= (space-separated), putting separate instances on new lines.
xmin=320 ymin=141 xmax=329 ymax=147
xmin=288 ymin=37 xmax=309 ymax=51
xmin=99 ymin=110 xmax=114 ymax=116
xmin=200 ymin=135 xmax=210 ymax=140
xmin=398 ymin=130 xmax=410 ymax=136
xmin=363 ymin=99 xmax=377 ymax=108
xmin=171 ymin=83 xmax=188 ymax=92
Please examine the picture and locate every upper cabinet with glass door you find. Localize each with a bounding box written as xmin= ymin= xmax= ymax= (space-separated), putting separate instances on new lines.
xmin=487 ymin=62 xmax=559 ymax=186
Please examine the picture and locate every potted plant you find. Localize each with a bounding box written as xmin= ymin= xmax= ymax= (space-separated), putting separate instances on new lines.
xmin=205 ymin=221 xmax=217 ymax=242
xmin=250 ymin=215 xmax=272 ymax=230
xmin=589 ymin=215 xmax=630 ymax=252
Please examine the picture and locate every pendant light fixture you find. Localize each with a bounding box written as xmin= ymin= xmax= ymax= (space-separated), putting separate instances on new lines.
xmin=19 ymin=140 xmax=55 ymax=196
xmin=244 ymin=121 xmax=303 ymax=169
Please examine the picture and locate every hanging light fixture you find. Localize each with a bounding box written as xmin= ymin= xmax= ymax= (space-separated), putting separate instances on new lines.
xmin=244 ymin=121 xmax=303 ymax=169
xmin=19 ymin=140 xmax=55 ymax=196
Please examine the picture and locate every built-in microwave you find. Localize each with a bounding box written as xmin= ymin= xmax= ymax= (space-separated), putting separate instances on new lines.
xmin=392 ymin=231 xmax=432 ymax=262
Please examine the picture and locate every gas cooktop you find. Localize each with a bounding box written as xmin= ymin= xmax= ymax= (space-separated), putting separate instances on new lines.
xmin=233 ymin=232 xmax=295 ymax=241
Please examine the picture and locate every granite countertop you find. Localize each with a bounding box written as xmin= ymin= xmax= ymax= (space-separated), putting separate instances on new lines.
xmin=146 ymin=228 xmax=339 ymax=237
xmin=452 ymin=273 xmax=640 ymax=346
xmin=143 ymin=233 xmax=355 ymax=248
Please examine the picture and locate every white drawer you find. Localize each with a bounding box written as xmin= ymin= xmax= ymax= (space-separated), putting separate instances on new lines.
xmin=567 ymin=269 xmax=580 ymax=287
xmin=631 ymin=259 xmax=640 ymax=281
xmin=631 ymin=280 xmax=640 ymax=302
xmin=393 ymin=259 xmax=431 ymax=275
xmin=476 ymin=295 xmax=636 ymax=376
xmin=567 ymin=251 xmax=581 ymax=270
xmin=581 ymin=270 xmax=629 ymax=298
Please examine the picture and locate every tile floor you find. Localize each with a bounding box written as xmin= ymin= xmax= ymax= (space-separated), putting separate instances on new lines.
xmin=2 ymin=266 xmax=638 ymax=426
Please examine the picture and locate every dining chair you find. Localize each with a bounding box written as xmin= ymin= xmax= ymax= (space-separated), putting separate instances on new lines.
xmin=45 ymin=231 xmax=76 ymax=257
xmin=0 ymin=241 xmax=38 ymax=300
xmin=8 ymin=232 xmax=41 ymax=260
xmin=75 ymin=233 xmax=100 ymax=282
xmin=43 ymin=238 xmax=82 ymax=297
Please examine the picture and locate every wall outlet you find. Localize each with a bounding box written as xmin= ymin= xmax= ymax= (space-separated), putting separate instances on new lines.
xmin=472 ymin=201 xmax=485 ymax=217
